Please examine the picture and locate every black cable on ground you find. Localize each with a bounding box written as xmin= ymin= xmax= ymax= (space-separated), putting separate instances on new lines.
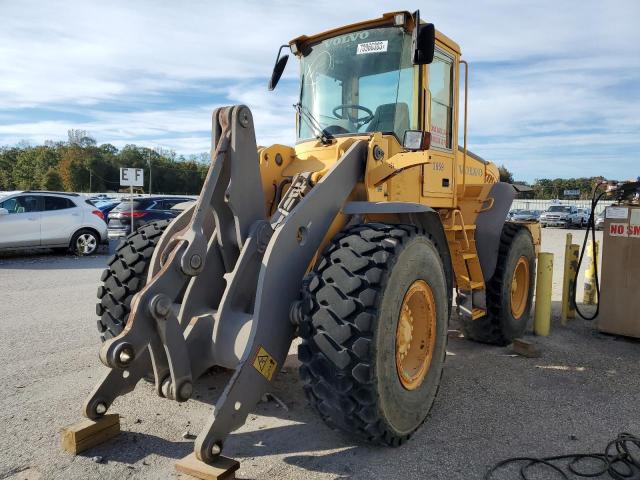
xmin=485 ymin=432 xmax=640 ymax=479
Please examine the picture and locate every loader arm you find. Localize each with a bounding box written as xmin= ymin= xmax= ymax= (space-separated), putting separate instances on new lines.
xmin=82 ymin=105 xmax=366 ymax=463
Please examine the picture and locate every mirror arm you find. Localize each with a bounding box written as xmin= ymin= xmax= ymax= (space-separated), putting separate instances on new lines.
xmin=274 ymin=44 xmax=290 ymax=65
xmin=411 ymin=9 xmax=420 ymax=63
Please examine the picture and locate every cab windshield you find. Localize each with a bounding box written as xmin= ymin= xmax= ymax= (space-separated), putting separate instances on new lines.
xmin=298 ymin=26 xmax=416 ymax=142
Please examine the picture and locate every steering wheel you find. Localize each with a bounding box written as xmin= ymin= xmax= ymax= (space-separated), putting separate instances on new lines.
xmin=332 ymin=104 xmax=374 ymax=128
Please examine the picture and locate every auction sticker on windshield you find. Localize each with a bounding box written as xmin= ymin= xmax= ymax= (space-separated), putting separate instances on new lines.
xmin=357 ymin=40 xmax=388 ymax=54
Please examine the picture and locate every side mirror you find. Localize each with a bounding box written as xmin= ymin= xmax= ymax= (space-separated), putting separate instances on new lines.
xmin=411 ymin=10 xmax=435 ymax=65
xmin=0 ymin=208 xmax=8 ymax=216
xmin=403 ymin=130 xmax=431 ymax=151
xmin=268 ymin=45 xmax=291 ymax=91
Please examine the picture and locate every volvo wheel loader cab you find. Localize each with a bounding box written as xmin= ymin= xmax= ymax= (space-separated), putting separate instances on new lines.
xmin=89 ymin=10 xmax=539 ymax=463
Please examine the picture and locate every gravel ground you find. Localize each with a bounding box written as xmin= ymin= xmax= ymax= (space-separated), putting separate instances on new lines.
xmin=0 ymin=227 xmax=637 ymax=480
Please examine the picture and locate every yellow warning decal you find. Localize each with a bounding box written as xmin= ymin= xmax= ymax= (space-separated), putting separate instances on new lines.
xmin=252 ymin=345 xmax=278 ymax=381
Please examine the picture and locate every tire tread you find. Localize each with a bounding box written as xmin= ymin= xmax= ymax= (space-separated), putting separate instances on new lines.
xmin=461 ymin=223 xmax=534 ymax=345
xmin=299 ymin=222 xmax=446 ymax=445
xmin=95 ymin=220 xmax=169 ymax=340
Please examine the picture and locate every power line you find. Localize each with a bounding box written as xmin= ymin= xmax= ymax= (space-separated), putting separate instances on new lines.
xmin=152 ymin=163 xmax=207 ymax=174
xmin=87 ymin=169 xmax=121 ymax=185
xmin=90 ymin=163 xmax=205 ymax=182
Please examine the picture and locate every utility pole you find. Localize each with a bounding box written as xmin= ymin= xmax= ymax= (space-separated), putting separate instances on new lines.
xmin=89 ymin=169 xmax=92 ymax=192
xmin=148 ymin=149 xmax=153 ymax=196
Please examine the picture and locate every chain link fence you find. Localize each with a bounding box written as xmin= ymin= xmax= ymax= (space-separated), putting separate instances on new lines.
xmin=511 ymin=199 xmax=614 ymax=215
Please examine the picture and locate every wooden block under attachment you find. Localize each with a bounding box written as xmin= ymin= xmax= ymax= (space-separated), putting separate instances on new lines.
xmin=176 ymin=453 xmax=240 ymax=480
xmin=512 ymin=338 xmax=541 ymax=358
xmin=61 ymin=414 xmax=120 ymax=454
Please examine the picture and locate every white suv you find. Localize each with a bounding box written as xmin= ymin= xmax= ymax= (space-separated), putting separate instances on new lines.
xmin=0 ymin=191 xmax=108 ymax=255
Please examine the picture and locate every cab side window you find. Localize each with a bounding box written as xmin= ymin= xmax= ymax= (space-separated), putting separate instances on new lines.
xmin=44 ymin=196 xmax=74 ymax=211
xmin=429 ymin=50 xmax=454 ymax=150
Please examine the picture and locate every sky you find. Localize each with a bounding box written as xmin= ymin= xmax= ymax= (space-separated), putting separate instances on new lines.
xmin=0 ymin=0 xmax=638 ymax=182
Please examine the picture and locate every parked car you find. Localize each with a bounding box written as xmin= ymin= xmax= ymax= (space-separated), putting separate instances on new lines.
xmin=575 ymin=208 xmax=591 ymax=227
xmin=107 ymin=196 xmax=195 ymax=238
xmin=88 ymin=194 xmax=116 ymax=202
xmin=539 ymin=205 xmax=582 ymax=228
xmin=0 ymin=190 xmax=108 ymax=255
xmin=595 ymin=211 xmax=605 ymax=230
xmin=171 ymin=201 xmax=195 ymax=212
xmin=510 ymin=210 xmax=540 ymax=222
xmin=507 ymin=209 xmax=522 ymax=219
xmin=90 ymin=199 xmax=121 ymax=222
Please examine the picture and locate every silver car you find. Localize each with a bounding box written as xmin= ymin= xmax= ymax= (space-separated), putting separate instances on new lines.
xmin=0 ymin=191 xmax=108 ymax=255
xmin=539 ymin=205 xmax=580 ymax=228
xmin=510 ymin=210 xmax=540 ymax=222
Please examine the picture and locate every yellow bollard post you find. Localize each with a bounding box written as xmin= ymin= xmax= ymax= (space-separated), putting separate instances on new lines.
xmin=566 ymin=244 xmax=579 ymax=321
xmin=583 ymin=240 xmax=600 ymax=305
xmin=534 ymin=252 xmax=553 ymax=336
xmin=561 ymin=233 xmax=573 ymax=324
xmin=593 ymin=240 xmax=599 ymax=305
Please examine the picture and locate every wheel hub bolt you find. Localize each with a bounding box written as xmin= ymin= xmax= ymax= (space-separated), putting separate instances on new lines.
xmin=178 ymin=381 xmax=193 ymax=401
xmin=239 ymin=109 xmax=250 ymax=127
xmin=211 ymin=443 xmax=221 ymax=457
xmin=373 ymin=145 xmax=385 ymax=161
xmin=161 ymin=377 xmax=171 ymax=398
xmin=189 ymin=254 xmax=202 ymax=270
xmin=151 ymin=294 xmax=172 ymax=318
xmin=118 ymin=349 xmax=133 ymax=365
xmin=95 ymin=402 xmax=107 ymax=415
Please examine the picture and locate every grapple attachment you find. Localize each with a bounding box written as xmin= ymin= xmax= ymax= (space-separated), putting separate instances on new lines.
xmin=82 ymin=105 xmax=366 ymax=463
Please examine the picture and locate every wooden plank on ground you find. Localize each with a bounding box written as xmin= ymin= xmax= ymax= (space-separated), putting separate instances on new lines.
xmin=512 ymin=338 xmax=541 ymax=358
xmin=61 ymin=414 xmax=120 ymax=454
xmin=176 ymin=453 xmax=239 ymax=480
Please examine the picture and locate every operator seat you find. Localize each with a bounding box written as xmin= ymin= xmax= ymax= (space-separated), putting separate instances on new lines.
xmin=366 ymin=102 xmax=409 ymax=136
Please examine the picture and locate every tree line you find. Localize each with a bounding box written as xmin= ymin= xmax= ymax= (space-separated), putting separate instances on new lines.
xmin=0 ymin=130 xmax=209 ymax=194
xmin=498 ymin=165 xmax=606 ymax=200
xmin=0 ymin=132 xmax=608 ymax=199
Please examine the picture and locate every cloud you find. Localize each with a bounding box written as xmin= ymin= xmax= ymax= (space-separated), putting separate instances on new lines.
xmin=0 ymin=0 xmax=638 ymax=181
xmin=0 ymin=80 xmax=299 ymax=153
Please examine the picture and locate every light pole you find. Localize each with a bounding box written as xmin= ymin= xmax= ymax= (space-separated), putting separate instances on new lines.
xmin=147 ymin=149 xmax=153 ymax=196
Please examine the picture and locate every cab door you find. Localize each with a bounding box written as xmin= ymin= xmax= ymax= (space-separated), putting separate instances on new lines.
xmin=0 ymin=195 xmax=43 ymax=248
xmin=423 ymin=47 xmax=456 ymax=204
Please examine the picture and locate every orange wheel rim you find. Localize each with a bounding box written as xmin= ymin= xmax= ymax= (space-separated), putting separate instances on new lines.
xmin=510 ymin=257 xmax=530 ymax=319
xmin=395 ymin=280 xmax=437 ymax=391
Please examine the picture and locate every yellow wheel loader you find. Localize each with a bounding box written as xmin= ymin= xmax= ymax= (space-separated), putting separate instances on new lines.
xmin=90 ymin=10 xmax=539 ymax=463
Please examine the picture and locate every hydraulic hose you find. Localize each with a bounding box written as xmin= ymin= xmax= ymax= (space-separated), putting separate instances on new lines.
xmin=572 ymin=183 xmax=608 ymax=320
xmin=572 ymin=180 xmax=640 ymax=320
xmin=270 ymin=178 xmax=293 ymax=216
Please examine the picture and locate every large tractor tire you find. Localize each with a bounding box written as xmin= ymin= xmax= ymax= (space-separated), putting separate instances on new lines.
xmin=461 ymin=223 xmax=535 ymax=346
xmin=96 ymin=220 xmax=170 ymax=341
xmin=298 ymin=223 xmax=449 ymax=445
